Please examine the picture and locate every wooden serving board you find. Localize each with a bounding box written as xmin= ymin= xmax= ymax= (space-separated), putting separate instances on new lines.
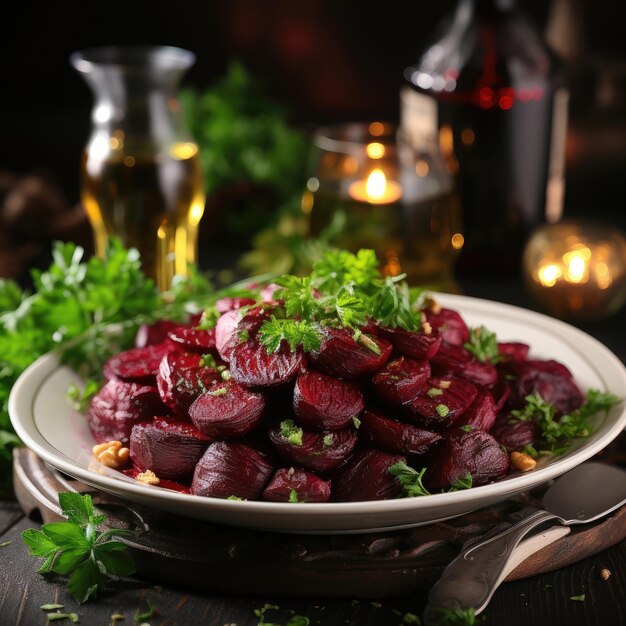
xmin=13 ymin=437 xmax=626 ymax=599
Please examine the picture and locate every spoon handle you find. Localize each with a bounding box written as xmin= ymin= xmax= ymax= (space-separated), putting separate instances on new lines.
xmin=424 ymin=509 xmax=557 ymax=624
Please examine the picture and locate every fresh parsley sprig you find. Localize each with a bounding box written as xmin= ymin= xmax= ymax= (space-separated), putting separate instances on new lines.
xmin=22 ymin=492 xmax=136 ymax=604
xmin=464 ymin=326 xmax=501 ymax=363
xmin=511 ymin=389 xmax=618 ymax=454
xmin=389 ymin=462 xmax=431 ymax=497
xmin=258 ymin=317 xmax=322 ymax=353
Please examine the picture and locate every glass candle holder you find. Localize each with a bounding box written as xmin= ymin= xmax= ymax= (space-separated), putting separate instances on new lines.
xmin=304 ymin=122 xmax=463 ymax=291
xmin=523 ymin=220 xmax=626 ymax=320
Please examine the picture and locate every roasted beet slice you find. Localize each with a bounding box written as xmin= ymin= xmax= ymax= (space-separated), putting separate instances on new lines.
xmin=463 ymin=387 xmax=497 ymax=431
xmin=215 ymin=296 xmax=256 ymax=313
xmin=230 ymin=339 xmax=305 ymax=389
xmin=123 ymin=468 xmax=191 ymax=494
xmin=371 ymin=357 xmax=430 ymax=406
xmin=497 ymin=342 xmax=530 ymax=361
xmin=309 ymin=327 xmax=391 ymax=379
xmin=103 ymin=342 xmax=173 ymax=384
xmin=425 ymin=430 xmax=509 ymax=491
xmin=156 ymin=351 xmax=221 ymax=415
xmin=378 ymin=326 xmax=442 ymax=360
xmin=134 ymin=320 xmax=178 ymax=348
xmin=409 ymin=377 xmax=477 ymax=428
xmin=215 ymin=307 xmax=272 ymax=362
xmin=189 ymin=380 xmax=266 ymax=438
xmin=293 ymin=371 xmax=364 ymax=431
xmin=360 ymin=410 xmax=441 ymax=455
xmin=431 ymin=343 xmax=498 ymax=386
xmin=491 ymin=413 xmax=538 ymax=452
xmin=261 ymin=467 xmax=331 ymax=503
xmin=130 ymin=417 xmax=211 ymax=480
xmin=425 ymin=307 xmax=470 ymax=347
xmin=88 ymin=380 xmax=165 ymax=444
xmin=501 ymin=359 xmax=584 ymax=414
xmin=332 ymin=449 xmax=406 ymax=502
xmin=268 ymin=422 xmax=358 ymax=473
xmin=192 ymin=441 xmax=273 ymax=500
xmin=167 ymin=326 xmax=217 ymax=353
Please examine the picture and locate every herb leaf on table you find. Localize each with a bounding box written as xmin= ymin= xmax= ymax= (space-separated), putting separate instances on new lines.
xmin=22 ymin=492 xmax=136 ymax=604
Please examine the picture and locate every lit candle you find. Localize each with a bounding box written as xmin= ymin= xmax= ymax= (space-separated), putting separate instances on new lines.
xmin=348 ymin=168 xmax=403 ymax=205
xmin=523 ymin=222 xmax=626 ymax=320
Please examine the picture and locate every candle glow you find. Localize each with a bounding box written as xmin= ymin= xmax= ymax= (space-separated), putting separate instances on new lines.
xmin=348 ymin=168 xmax=402 ymax=205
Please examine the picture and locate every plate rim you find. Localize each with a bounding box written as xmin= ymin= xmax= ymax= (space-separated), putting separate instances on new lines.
xmin=8 ymin=293 xmax=626 ymax=530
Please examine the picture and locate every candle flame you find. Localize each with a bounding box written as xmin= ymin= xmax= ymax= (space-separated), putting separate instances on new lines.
xmin=366 ymin=169 xmax=388 ymax=200
xmin=563 ymin=248 xmax=590 ymax=284
xmin=366 ymin=142 xmax=385 ymax=159
xmin=537 ymin=263 xmax=562 ymax=287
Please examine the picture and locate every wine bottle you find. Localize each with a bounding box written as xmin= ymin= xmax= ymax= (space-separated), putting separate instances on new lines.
xmin=400 ymin=0 xmax=569 ymax=274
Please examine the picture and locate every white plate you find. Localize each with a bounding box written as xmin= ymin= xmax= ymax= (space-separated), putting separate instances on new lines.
xmin=8 ymin=293 xmax=626 ymax=534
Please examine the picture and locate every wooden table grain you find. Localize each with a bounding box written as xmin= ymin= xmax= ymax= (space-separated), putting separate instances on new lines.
xmin=1 ymin=277 xmax=624 ymax=626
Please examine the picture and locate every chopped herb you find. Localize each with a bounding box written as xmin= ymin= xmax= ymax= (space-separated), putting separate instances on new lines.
xmin=370 ymin=601 xmax=382 ymax=608
xmin=41 ymin=604 xmax=65 ymax=611
xmin=280 ymin=419 xmax=303 ymax=446
xmin=46 ymin=614 xmax=80 ymax=623
xmin=220 ymin=369 xmax=232 ymax=381
xmin=543 ymin=583 xmax=553 ymax=589
xmin=254 ymin=603 xmax=280 ymax=624
xmin=570 ymin=594 xmax=586 ymax=602
xmin=449 ymin=472 xmax=473 ymax=491
xmin=227 ymin=495 xmax=244 ymax=501
xmin=435 ymin=404 xmax=449 ymax=418
xmin=216 ymin=364 xmax=227 ymax=372
xmin=22 ymin=492 xmax=136 ymax=603
xmin=427 ymin=387 xmax=443 ymax=398
xmin=199 ymin=353 xmax=217 ymax=368
xmin=288 ymin=489 xmax=299 ymax=503
xmin=0 ymin=540 xmax=11 ymax=548
xmin=323 ymin=434 xmax=334 ymax=447
xmin=66 ymin=380 xmax=100 ymax=412
xmin=239 ymin=329 xmax=250 ymax=343
xmin=195 ymin=307 xmax=220 ymax=330
xmin=430 ymin=606 xmax=483 ymax=625
xmin=459 ymin=425 xmax=474 ymax=432
xmin=355 ymin=332 xmax=381 ymax=355
xmin=258 ymin=316 xmax=322 ymax=353
xmin=522 ymin=444 xmax=538 ymax=458
xmin=401 ymin=613 xmax=422 ymax=624
xmin=389 ymin=462 xmax=431 ymax=497
xmin=464 ymin=326 xmax=501 ymax=364
xmin=135 ymin=598 xmax=156 ymax=622
xmin=208 ymin=387 xmax=228 ymax=397
xmin=352 ymin=416 xmax=361 ymax=429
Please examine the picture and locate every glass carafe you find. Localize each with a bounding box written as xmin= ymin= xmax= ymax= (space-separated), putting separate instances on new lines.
xmin=71 ymin=45 xmax=205 ymax=290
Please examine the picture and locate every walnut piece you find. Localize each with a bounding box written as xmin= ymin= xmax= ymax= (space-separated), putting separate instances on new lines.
xmin=425 ymin=297 xmax=441 ymax=315
xmin=421 ymin=321 xmax=433 ymax=335
xmin=510 ymin=451 xmax=537 ymax=472
xmin=92 ymin=440 xmax=130 ymax=469
xmin=136 ymin=469 xmax=160 ymax=486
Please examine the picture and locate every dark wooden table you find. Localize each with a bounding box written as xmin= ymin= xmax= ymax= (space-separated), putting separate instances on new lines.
xmin=1 ymin=277 xmax=624 ymax=626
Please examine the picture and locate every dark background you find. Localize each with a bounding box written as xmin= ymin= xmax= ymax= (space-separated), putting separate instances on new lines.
xmin=1 ymin=0 xmax=624 ymax=210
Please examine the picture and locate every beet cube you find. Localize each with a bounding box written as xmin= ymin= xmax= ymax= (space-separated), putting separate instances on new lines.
xmin=130 ymin=417 xmax=211 ymax=479
xmin=497 ymin=342 xmax=530 ymax=361
xmin=167 ymin=326 xmax=217 ymax=353
xmin=88 ymin=380 xmax=165 ymax=444
xmin=293 ymin=371 xmax=364 ymax=431
xmin=192 ymin=441 xmax=273 ymax=500
xmin=431 ymin=343 xmax=498 ymax=386
xmin=409 ymin=377 xmax=477 ymax=428
xmin=378 ymin=326 xmax=442 ymax=360
xmin=371 ymin=357 xmax=430 ymax=406
xmin=262 ymin=467 xmax=331 ymax=503
xmin=491 ymin=414 xmax=538 ymax=452
xmin=462 ymin=387 xmax=497 ymax=431
xmin=425 ymin=307 xmax=470 ymax=346
xmin=103 ymin=342 xmax=173 ymax=385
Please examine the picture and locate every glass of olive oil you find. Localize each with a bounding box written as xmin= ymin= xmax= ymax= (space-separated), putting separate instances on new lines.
xmin=305 ymin=122 xmax=463 ymax=292
xmin=71 ymin=46 xmax=205 ymax=290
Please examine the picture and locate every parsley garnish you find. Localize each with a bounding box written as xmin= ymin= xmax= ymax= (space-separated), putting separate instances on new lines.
xmin=429 ymin=606 xmax=484 ymax=625
xmin=464 ymin=326 xmax=501 ymax=363
xmin=449 ymin=472 xmax=473 ymax=491
xmin=208 ymin=387 xmax=228 ymax=397
xmin=570 ymin=594 xmax=586 ymax=602
xmin=288 ymin=489 xmax=299 ymax=503
xmin=258 ymin=316 xmax=322 ymax=353
xmin=352 ymin=416 xmax=361 ymax=429
xmin=459 ymin=425 xmax=474 ymax=432
xmin=428 ymin=387 xmax=443 ymax=398
xmin=22 ymin=492 xmax=135 ymax=604
xmin=66 ymin=381 xmax=100 ymax=413
xmin=199 ymin=353 xmax=217 ymax=368
xmin=135 ymin=598 xmax=156 ymax=622
xmin=388 ymin=462 xmax=431 ymax=497
xmin=511 ymin=389 xmax=618 ymax=454
xmin=323 ymin=434 xmax=334 ymax=447
xmin=279 ymin=420 xmax=303 ymax=446
xmin=435 ymin=404 xmax=449 ymax=418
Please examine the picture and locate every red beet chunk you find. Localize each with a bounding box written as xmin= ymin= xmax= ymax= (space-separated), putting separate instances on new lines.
xmin=491 ymin=414 xmax=538 ymax=452
xmin=425 ymin=430 xmax=509 ymax=491
xmin=103 ymin=342 xmax=173 ymax=385
xmin=309 ymin=327 xmax=392 ymax=379
xmin=490 ymin=381 xmax=511 ymax=414
xmin=372 ymin=357 xmax=430 ymax=406
xmin=123 ymin=468 xmax=191 ymax=494
xmin=192 ymin=441 xmax=273 ymax=500
xmin=189 ymin=380 xmax=266 ymax=438
xmin=215 ymin=307 xmax=272 ymax=362
xmin=230 ymin=339 xmax=305 ymax=389
xmin=332 ymin=449 xmax=406 ymax=502
xmin=134 ymin=320 xmax=178 ymax=348
xmin=262 ymin=467 xmax=331 ymax=503
xmin=409 ymin=377 xmax=477 ymax=428
xmin=426 ymin=307 xmax=470 ymax=347
xmin=360 ymin=410 xmax=442 ymax=456
xmin=501 ymin=359 xmax=584 ymax=414
xmin=88 ymin=380 xmax=165 ymax=444
xmin=268 ymin=422 xmax=358 ymax=473
xmin=463 ymin=387 xmax=497 ymax=432
xmin=157 ymin=351 xmax=221 ymax=416
xmin=378 ymin=326 xmax=442 ymax=360
xmin=497 ymin=342 xmax=530 ymax=361
xmin=167 ymin=326 xmax=217 ymax=353
xmin=293 ymin=371 xmax=364 ymax=431
xmin=130 ymin=417 xmax=211 ymax=480
xmin=215 ymin=296 xmax=256 ymax=313
xmin=431 ymin=343 xmax=498 ymax=386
